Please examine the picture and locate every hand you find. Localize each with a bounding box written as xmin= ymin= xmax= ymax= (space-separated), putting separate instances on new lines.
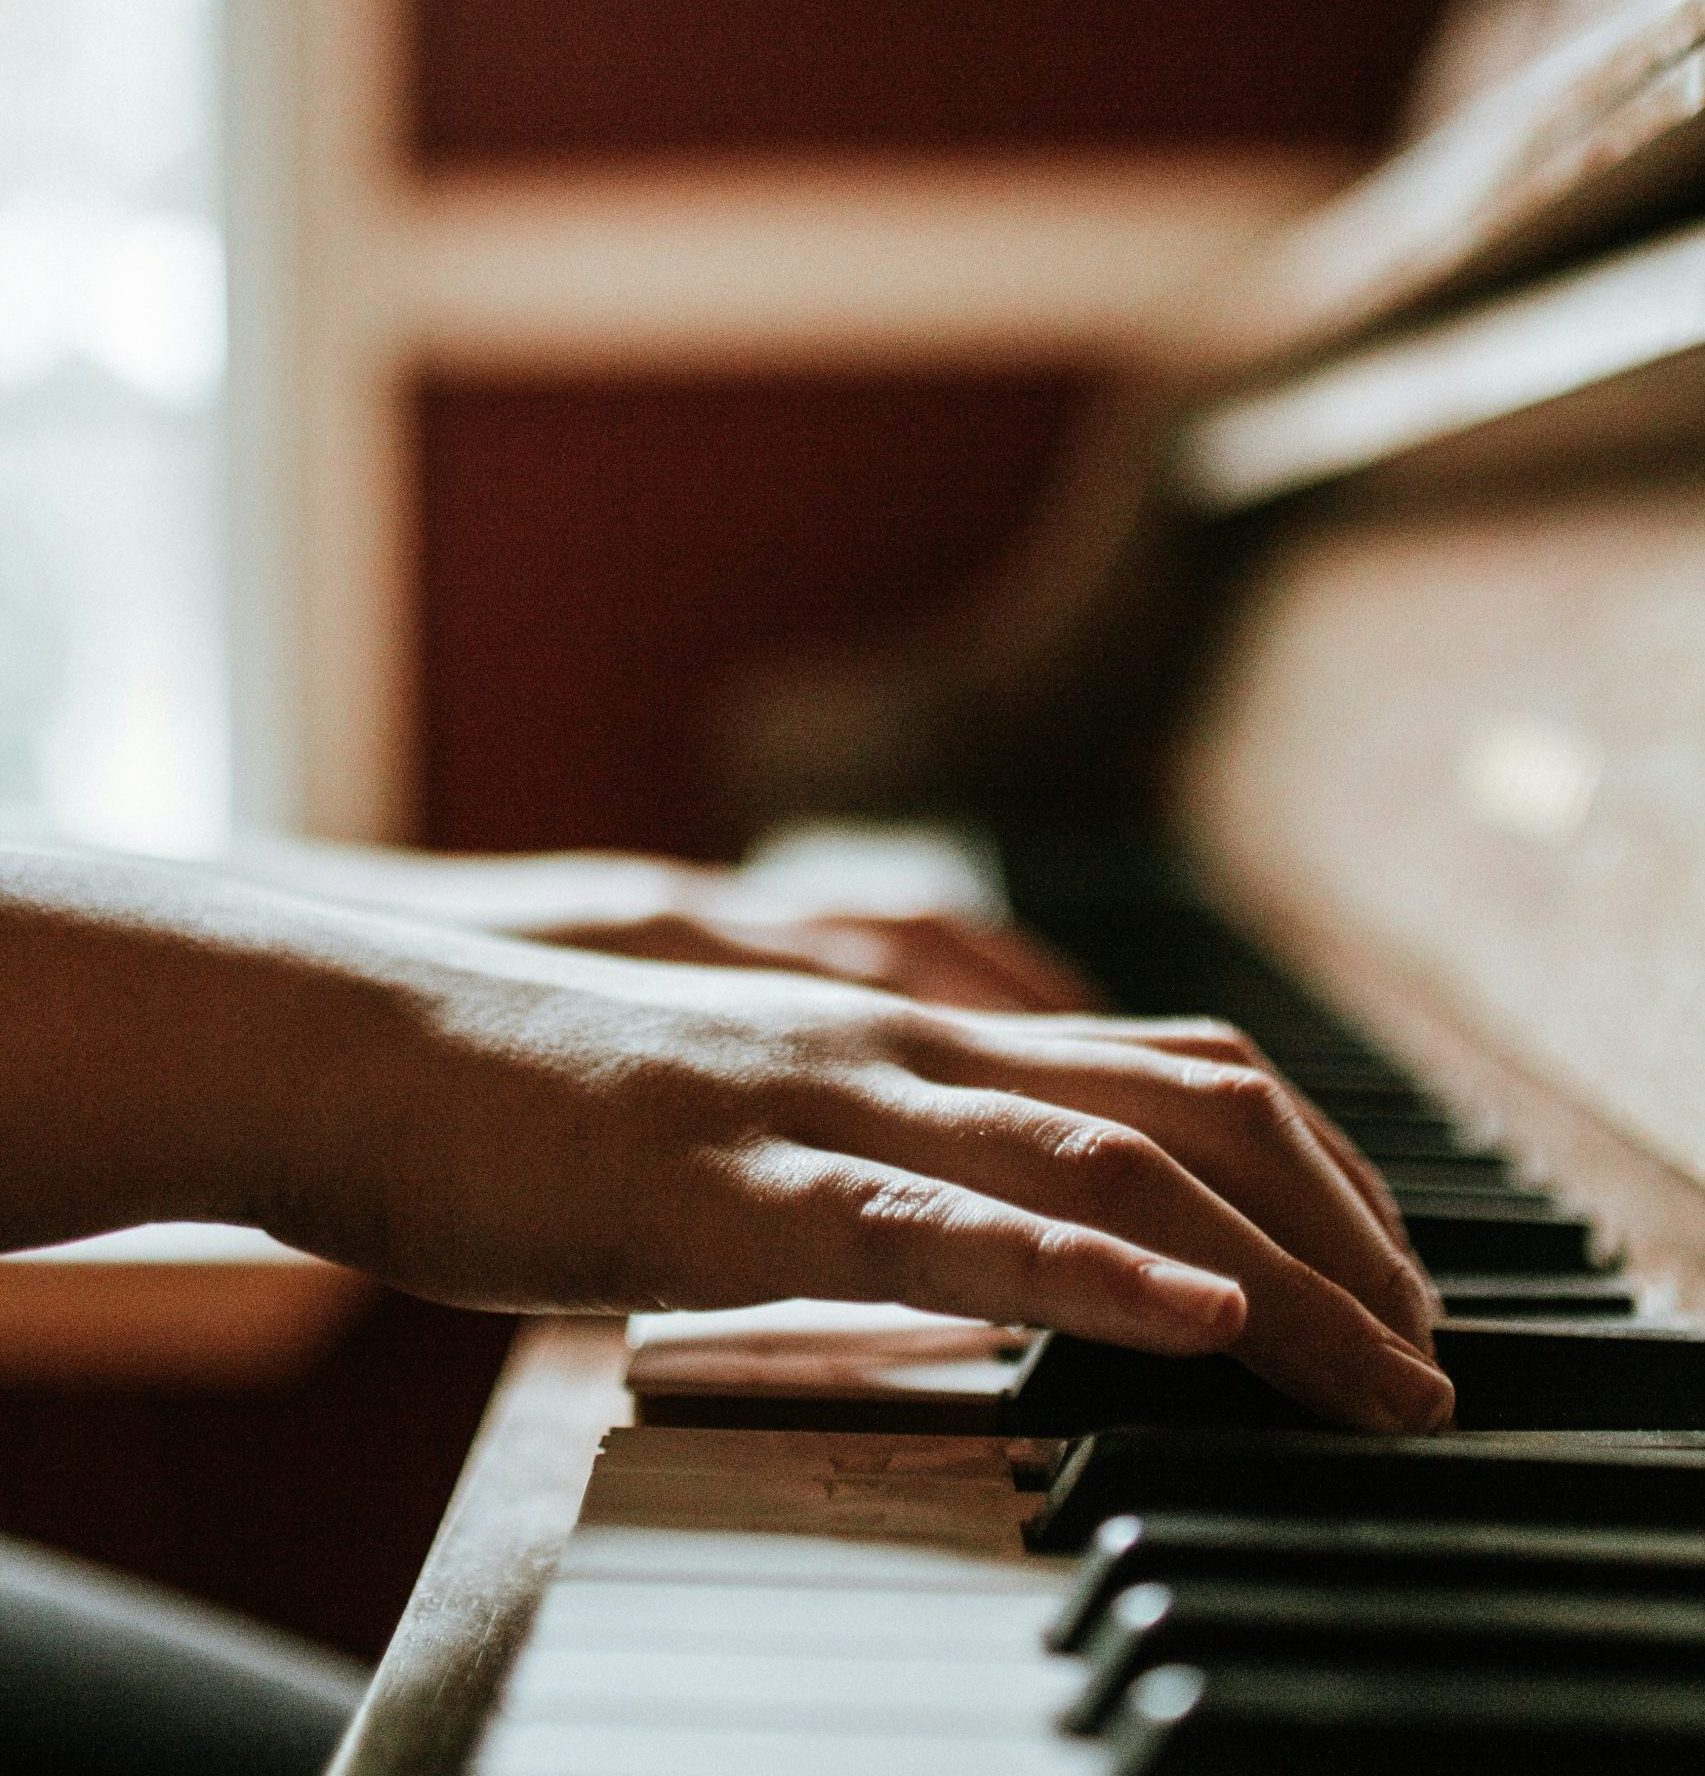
xmin=222 ymin=841 xmax=1099 ymax=1015
xmin=294 ymin=952 xmax=1450 ymax=1434
xmin=540 ymin=902 xmax=1100 ymax=1015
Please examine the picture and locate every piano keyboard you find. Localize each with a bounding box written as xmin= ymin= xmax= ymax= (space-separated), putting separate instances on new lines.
xmin=471 ymin=1428 xmax=1088 ymax=1776
xmin=471 ymin=869 xmax=1705 ymax=1775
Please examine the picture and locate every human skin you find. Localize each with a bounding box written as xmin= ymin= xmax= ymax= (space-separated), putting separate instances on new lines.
xmin=219 ymin=840 xmax=1100 ymax=1013
xmin=220 ymin=840 xmax=1418 ymax=1264
xmin=0 ymin=846 xmax=1452 ymax=1433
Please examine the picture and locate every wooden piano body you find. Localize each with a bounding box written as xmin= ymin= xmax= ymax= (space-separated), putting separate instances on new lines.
xmin=331 ymin=5 xmax=1705 ymax=1770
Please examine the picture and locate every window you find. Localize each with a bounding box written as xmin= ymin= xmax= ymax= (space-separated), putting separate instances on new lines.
xmin=0 ymin=0 xmax=227 ymax=855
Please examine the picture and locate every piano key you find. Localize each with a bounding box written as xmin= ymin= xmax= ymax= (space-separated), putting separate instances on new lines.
xmin=557 ymin=1525 xmax=1063 ymax=1594
xmin=478 ymin=1716 xmax=1101 ymax=1776
xmin=1026 ymin=1427 xmax=1705 ymax=1552
xmin=1002 ymin=1333 xmax=1317 ymax=1436
xmin=1380 ymin=1155 xmax=1521 ymax=1190
xmin=592 ymin=1426 xmax=1020 ymax=1480
xmin=1433 ymin=1273 xmax=1640 ymax=1317
xmin=1063 ymin=1578 xmax=1705 ymax=1733
xmin=1337 ymin=1116 xmax=1484 ymax=1159
xmin=1272 ymin=1057 xmax=1417 ymax=1095
xmin=1046 ymin=1518 xmax=1165 ymax=1652
xmin=1045 ymin=1512 xmax=1705 ymax=1654
xmin=530 ymin=1579 xmax=1063 ymax=1658
xmin=1401 ymin=1203 xmax=1605 ymax=1273
xmin=497 ymin=1643 xmax=1080 ymax=1734
xmin=1106 ymin=1662 xmax=1705 ymax=1776
xmin=1392 ymin=1185 xmax=1554 ymax=1215
xmin=1435 ymin=1320 xmax=1705 ymax=1430
xmin=1310 ymin=1082 xmax=1444 ymax=1121
xmin=1007 ymin=1314 xmax=1705 ymax=1437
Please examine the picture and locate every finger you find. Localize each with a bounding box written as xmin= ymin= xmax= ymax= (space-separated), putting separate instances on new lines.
xmin=904 ymin=1030 xmax=1435 ymax=1356
xmin=919 ymin=918 xmax=1105 ymax=1013
xmin=790 ymin=1107 xmax=1451 ymax=1433
xmin=797 ymin=914 xmax=1083 ymax=1014
xmin=978 ymin=1013 xmax=1256 ymax=1050
xmin=1042 ymin=1018 xmax=1421 ymax=1267
xmin=770 ymin=1149 xmax=1246 ymax=1355
xmin=591 ymin=915 xmax=904 ymax=997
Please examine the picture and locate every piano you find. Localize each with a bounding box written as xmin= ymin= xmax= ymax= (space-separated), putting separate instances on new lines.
xmin=330 ymin=4 xmax=1705 ymax=1772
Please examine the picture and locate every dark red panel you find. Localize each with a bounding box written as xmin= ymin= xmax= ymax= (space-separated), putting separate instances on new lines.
xmin=412 ymin=1 xmax=1451 ymax=163
xmin=415 ymin=372 xmax=1088 ymax=857
xmin=0 ymin=1297 xmax=512 ymax=1660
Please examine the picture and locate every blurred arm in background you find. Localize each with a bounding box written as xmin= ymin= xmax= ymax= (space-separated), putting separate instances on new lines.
xmin=703 ymin=157 xmax=1348 ymax=837
xmin=219 ymin=835 xmax=1098 ymax=1015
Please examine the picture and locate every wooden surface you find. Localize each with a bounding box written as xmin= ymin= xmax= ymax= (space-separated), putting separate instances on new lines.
xmin=470 ymin=1426 xmax=1077 ymax=1776
xmin=1179 ymin=480 xmax=1705 ymax=1306
xmin=1254 ymin=908 xmax=1705 ymax=1318
xmin=329 ymin=1318 xmax=630 ymax=1776
xmin=1176 ymin=210 xmax=1705 ymax=508
xmin=0 ymin=1226 xmax=372 ymax=1387
xmin=1204 ymin=0 xmax=1705 ymax=365
xmin=628 ymin=1300 xmax=1020 ymax=1433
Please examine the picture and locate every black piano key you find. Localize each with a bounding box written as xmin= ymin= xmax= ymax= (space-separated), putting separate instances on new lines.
xmin=1402 ymin=1202 xmax=1606 ymax=1273
xmin=1392 ymin=1184 xmax=1554 ymax=1214
xmin=1026 ymin=1427 xmax=1705 ymax=1552
xmin=1434 ymin=1274 xmax=1640 ymax=1317
xmin=1002 ymin=1332 xmax=1314 ymax=1436
xmin=1045 ymin=1511 xmax=1705 ymax=1653
xmin=1064 ymin=1583 xmax=1176 ymax=1732
xmin=1311 ymin=1083 xmax=1444 ymax=1121
xmin=1338 ymin=1116 xmax=1485 ymax=1159
xmin=1065 ymin=1578 xmax=1705 ymax=1733
xmin=1381 ymin=1156 xmax=1521 ymax=1191
xmin=1106 ymin=1662 xmax=1705 ymax=1776
xmin=1007 ymin=1321 xmax=1705 ymax=1437
xmin=1276 ymin=1057 xmax=1417 ymax=1095
xmin=1436 ymin=1320 xmax=1705 ymax=1430
xmin=1048 ymin=1516 xmax=1153 ymax=1651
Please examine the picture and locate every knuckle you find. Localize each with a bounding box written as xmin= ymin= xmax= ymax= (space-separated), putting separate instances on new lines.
xmin=1168 ymin=1016 xmax=1249 ymax=1052
xmin=1044 ymin=1122 xmax=1174 ymax=1225
xmin=1046 ymin=1119 xmax=1152 ymax=1180
xmin=1373 ymin=1246 xmax=1437 ymax=1339
xmin=1215 ymin=1065 xmax=1306 ymax=1137
xmin=833 ymin=1171 xmax=950 ymax=1299
xmin=1006 ymin=1216 xmax=1084 ymax=1297
xmin=903 ymin=911 xmax=956 ymax=937
xmin=1198 ymin=1020 xmax=1262 ymax=1063
xmin=1261 ymin=1240 xmax=1333 ymax=1311
xmin=629 ymin=909 xmax=707 ymax=955
xmin=880 ymin=1003 xmax=981 ymax=1071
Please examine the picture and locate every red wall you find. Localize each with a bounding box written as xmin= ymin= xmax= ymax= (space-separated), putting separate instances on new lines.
xmin=416 ymin=372 xmax=1087 ymax=855
xmin=407 ymin=1 xmax=1453 ymax=857
xmin=413 ymin=0 xmax=1449 ymax=160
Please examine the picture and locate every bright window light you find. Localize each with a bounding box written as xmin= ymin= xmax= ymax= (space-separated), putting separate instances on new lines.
xmin=0 ymin=0 xmax=229 ymax=856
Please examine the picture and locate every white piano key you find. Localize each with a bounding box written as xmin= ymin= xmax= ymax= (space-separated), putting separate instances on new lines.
xmin=594 ymin=1425 xmax=1023 ymax=1480
xmin=476 ymin=1716 xmax=1102 ymax=1776
xmin=577 ymin=1481 xmax=1032 ymax=1551
xmin=498 ymin=1645 xmax=1080 ymax=1731
xmin=531 ymin=1578 xmax=1062 ymax=1655
xmin=557 ymin=1526 xmax=1066 ymax=1593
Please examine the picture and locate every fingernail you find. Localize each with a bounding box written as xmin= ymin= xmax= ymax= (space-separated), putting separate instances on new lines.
xmin=1368 ymin=1344 xmax=1456 ymax=1433
xmin=1144 ymin=1261 xmax=1247 ymax=1342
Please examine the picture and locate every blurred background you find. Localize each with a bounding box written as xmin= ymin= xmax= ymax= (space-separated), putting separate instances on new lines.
xmin=0 ymin=0 xmax=1462 ymax=1665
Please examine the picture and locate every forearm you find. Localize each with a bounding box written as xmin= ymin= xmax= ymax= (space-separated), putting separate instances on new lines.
xmin=0 ymin=849 xmax=1452 ymax=1428
xmin=0 ymin=846 xmax=492 ymax=1252
xmin=219 ymin=835 xmax=713 ymax=938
